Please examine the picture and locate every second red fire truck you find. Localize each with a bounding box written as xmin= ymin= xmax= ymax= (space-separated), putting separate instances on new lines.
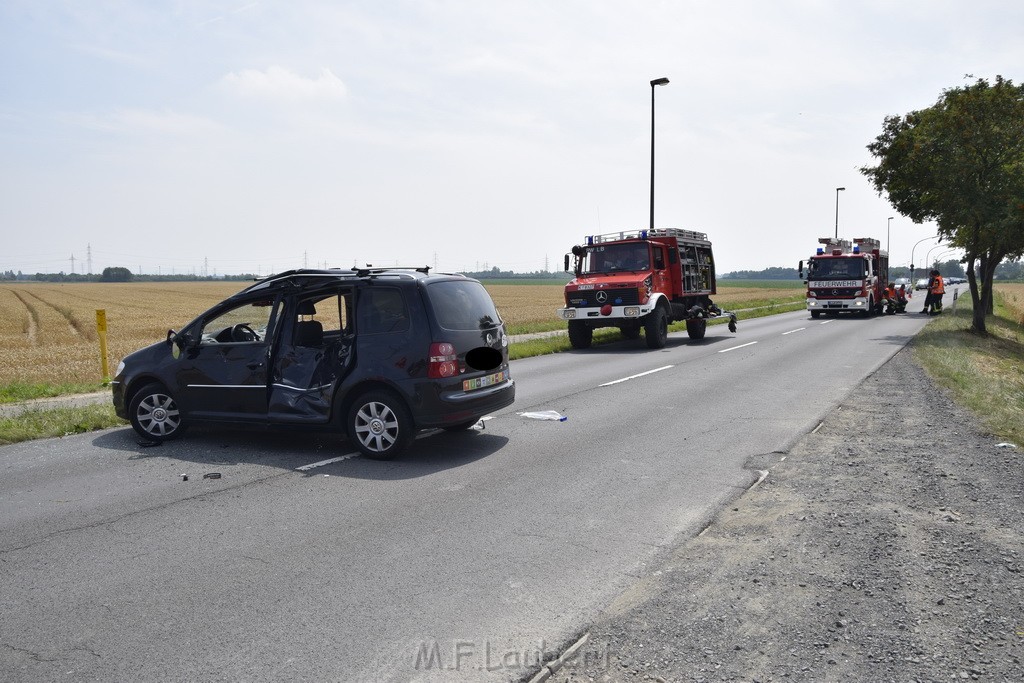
xmin=798 ymin=237 xmax=889 ymax=318
xmin=557 ymin=228 xmax=737 ymax=349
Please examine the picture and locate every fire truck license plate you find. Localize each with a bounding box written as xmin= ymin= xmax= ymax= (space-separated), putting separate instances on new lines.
xmin=463 ymin=370 xmax=507 ymax=392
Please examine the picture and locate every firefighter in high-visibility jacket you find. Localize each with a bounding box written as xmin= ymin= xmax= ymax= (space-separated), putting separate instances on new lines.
xmin=924 ymin=270 xmax=945 ymax=315
xmin=884 ymin=283 xmax=900 ymax=314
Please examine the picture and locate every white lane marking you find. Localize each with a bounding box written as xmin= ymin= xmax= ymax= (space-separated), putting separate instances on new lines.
xmin=718 ymin=341 xmax=758 ymax=353
xmin=296 ymin=453 xmax=360 ymax=471
xmin=782 ymin=327 xmax=806 ymax=335
xmin=819 ymin=319 xmax=834 ymax=325
xmin=600 ymin=365 xmax=674 ymax=387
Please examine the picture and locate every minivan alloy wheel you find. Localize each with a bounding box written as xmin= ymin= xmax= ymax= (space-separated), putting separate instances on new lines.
xmin=348 ymin=390 xmax=413 ymax=460
xmin=129 ymin=382 xmax=185 ymax=440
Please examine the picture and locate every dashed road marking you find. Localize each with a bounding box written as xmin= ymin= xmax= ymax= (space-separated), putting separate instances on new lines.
xmin=600 ymin=365 xmax=674 ymax=387
xmin=718 ymin=341 xmax=758 ymax=353
xmin=296 ymin=454 xmax=360 ymax=471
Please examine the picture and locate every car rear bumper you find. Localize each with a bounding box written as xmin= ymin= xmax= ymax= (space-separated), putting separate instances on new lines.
xmin=414 ymin=379 xmax=516 ymax=428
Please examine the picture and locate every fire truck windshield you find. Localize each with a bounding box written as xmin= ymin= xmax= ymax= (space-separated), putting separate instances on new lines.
xmin=582 ymin=243 xmax=650 ymax=274
xmin=807 ymin=258 xmax=866 ymax=280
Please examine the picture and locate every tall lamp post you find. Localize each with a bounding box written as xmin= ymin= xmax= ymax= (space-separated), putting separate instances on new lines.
xmin=834 ymin=187 xmax=846 ymax=238
xmin=909 ymin=235 xmax=938 ymax=283
xmin=925 ymin=243 xmax=946 ymax=271
xmin=884 ymin=219 xmax=892 ymax=282
xmin=649 ymin=77 xmax=669 ymax=232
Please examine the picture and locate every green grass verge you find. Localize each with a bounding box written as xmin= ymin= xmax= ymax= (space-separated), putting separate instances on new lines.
xmin=911 ymin=295 xmax=1024 ymax=446
xmin=0 ymin=404 xmax=126 ymax=446
xmin=0 ymin=381 xmax=108 ymax=403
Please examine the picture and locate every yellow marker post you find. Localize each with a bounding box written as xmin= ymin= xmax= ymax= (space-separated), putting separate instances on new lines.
xmin=96 ymin=309 xmax=110 ymax=384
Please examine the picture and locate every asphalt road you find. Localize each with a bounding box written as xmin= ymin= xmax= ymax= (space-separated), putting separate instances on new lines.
xmin=0 ymin=295 xmax=953 ymax=682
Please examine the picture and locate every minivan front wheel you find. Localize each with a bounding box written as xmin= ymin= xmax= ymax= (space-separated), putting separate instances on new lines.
xmin=129 ymin=382 xmax=185 ymax=441
xmin=347 ymin=390 xmax=413 ymax=460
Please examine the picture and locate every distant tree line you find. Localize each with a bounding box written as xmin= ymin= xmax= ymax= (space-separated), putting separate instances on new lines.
xmin=720 ymin=266 xmax=798 ymax=280
xmin=2 ymin=268 xmax=260 ymax=283
xmin=455 ymin=266 xmax=571 ymax=281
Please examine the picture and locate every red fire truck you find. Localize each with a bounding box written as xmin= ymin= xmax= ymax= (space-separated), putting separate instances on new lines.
xmin=798 ymin=237 xmax=889 ymax=318
xmin=557 ymin=228 xmax=737 ymax=349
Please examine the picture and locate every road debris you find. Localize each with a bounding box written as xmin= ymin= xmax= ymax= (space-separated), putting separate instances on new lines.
xmin=518 ymin=410 xmax=567 ymax=422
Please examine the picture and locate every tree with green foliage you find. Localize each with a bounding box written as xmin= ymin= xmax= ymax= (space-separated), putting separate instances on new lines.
xmin=861 ymin=76 xmax=1024 ymax=333
xmin=100 ymin=267 xmax=133 ymax=282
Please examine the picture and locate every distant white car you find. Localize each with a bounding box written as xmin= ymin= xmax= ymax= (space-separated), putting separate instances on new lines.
xmin=915 ymin=278 xmax=930 ymax=290
xmin=894 ymin=277 xmax=912 ymax=289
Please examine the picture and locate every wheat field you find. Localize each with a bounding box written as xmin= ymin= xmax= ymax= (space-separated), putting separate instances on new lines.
xmin=0 ymin=282 xmax=246 ymax=385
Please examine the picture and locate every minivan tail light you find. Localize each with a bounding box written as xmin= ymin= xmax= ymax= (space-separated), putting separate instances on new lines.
xmin=428 ymin=342 xmax=459 ymax=378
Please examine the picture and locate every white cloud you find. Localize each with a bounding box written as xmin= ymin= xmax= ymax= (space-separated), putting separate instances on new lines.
xmin=221 ymin=66 xmax=347 ymax=101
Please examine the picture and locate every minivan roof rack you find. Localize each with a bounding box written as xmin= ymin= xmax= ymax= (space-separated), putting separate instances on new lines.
xmin=354 ymin=265 xmax=431 ymax=277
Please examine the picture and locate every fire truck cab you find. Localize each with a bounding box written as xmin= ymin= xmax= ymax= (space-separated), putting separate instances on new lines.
xmin=799 ymin=237 xmax=889 ymax=318
xmin=557 ymin=228 xmax=736 ymax=349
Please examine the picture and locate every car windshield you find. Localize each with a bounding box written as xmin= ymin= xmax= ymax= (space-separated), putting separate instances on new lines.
xmin=807 ymin=258 xmax=865 ymax=280
xmin=427 ymin=280 xmax=502 ymax=330
xmin=581 ymin=243 xmax=650 ymax=274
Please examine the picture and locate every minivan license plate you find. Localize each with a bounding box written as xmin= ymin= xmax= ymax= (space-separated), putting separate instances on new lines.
xmin=463 ymin=370 xmax=507 ymax=391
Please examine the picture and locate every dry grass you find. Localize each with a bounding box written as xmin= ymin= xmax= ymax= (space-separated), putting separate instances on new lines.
xmin=996 ymin=283 xmax=1024 ymax=324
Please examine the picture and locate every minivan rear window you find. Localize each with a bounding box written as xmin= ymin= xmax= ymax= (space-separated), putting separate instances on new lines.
xmin=427 ymin=281 xmax=502 ymax=331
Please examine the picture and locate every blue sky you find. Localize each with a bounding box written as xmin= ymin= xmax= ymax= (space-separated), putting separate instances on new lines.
xmin=2 ymin=1 xmax=1022 ymax=275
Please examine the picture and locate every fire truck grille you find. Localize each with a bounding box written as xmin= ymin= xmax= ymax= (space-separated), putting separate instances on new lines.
xmin=815 ymin=288 xmax=862 ymax=298
xmin=567 ymin=289 xmax=640 ymax=307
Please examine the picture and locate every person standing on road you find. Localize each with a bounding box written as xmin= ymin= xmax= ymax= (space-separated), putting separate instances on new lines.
xmin=924 ymin=270 xmax=945 ymax=315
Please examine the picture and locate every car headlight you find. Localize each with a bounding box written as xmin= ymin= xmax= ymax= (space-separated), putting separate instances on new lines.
xmin=115 ymin=360 xmax=125 ymax=377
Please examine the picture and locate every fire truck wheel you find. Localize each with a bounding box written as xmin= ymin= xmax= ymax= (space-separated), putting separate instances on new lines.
xmin=686 ymin=318 xmax=707 ymax=340
xmin=861 ymin=296 xmax=874 ymax=317
xmin=568 ymin=321 xmax=593 ymax=349
xmin=644 ymin=308 xmax=668 ymax=349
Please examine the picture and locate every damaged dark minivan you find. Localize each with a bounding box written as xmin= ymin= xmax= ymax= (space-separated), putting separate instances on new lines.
xmin=111 ymin=268 xmax=515 ymax=459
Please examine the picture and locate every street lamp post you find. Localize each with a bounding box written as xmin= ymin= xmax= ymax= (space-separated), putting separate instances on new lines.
xmin=909 ymin=235 xmax=938 ymax=283
xmin=650 ymin=77 xmax=669 ymax=232
xmin=884 ymin=219 xmax=892 ymax=282
xmin=925 ymin=243 xmax=947 ymax=271
xmin=834 ymin=187 xmax=846 ymax=238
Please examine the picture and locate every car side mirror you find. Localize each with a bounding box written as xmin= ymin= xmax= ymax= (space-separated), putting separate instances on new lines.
xmin=564 ymin=254 xmax=570 ymax=272
xmin=797 ymin=260 xmax=804 ymax=280
xmin=167 ymin=329 xmax=194 ymax=349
